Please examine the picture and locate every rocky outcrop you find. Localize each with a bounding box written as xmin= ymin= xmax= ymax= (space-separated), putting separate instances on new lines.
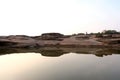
xmin=41 ymin=33 xmax=64 ymax=40
xmin=0 ymin=35 xmax=37 ymax=48
xmin=0 ymin=33 xmax=119 ymax=48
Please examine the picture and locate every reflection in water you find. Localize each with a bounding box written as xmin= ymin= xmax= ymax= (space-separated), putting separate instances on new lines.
xmin=0 ymin=47 xmax=120 ymax=80
xmin=0 ymin=52 xmax=120 ymax=80
xmin=0 ymin=47 xmax=120 ymax=57
xmin=40 ymin=49 xmax=67 ymax=57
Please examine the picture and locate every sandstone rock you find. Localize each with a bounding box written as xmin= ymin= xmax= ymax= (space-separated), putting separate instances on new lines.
xmin=41 ymin=33 xmax=64 ymax=40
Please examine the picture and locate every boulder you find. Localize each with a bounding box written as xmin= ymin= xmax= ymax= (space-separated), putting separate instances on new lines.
xmin=41 ymin=33 xmax=64 ymax=40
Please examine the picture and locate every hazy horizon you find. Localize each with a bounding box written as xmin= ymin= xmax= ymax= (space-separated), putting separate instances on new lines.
xmin=0 ymin=0 xmax=120 ymax=36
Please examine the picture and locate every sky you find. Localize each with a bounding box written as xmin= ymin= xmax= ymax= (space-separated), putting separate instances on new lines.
xmin=0 ymin=0 xmax=120 ymax=36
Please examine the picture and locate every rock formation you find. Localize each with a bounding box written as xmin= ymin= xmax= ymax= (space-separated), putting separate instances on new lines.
xmin=0 ymin=33 xmax=119 ymax=48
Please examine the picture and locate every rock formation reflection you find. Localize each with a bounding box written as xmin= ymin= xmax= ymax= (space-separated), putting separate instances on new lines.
xmin=0 ymin=47 xmax=120 ymax=57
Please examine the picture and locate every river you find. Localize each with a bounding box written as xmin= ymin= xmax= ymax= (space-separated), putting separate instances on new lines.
xmin=0 ymin=48 xmax=120 ymax=80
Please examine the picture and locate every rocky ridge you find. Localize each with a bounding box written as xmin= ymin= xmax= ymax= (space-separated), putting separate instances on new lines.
xmin=0 ymin=33 xmax=119 ymax=48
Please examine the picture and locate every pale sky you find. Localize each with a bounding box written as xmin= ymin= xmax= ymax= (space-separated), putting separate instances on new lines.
xmin=0 ymin=0 xmax=120 ymax=36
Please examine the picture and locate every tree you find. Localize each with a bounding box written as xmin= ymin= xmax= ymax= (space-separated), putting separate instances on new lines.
xmin=102 ymin=30 xmax=119 ymax=34
xmin=96 ymin=32 xmax=103 ymax=38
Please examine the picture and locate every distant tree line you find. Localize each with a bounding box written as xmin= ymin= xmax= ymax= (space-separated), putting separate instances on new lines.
xmin=95 ymin=30 xmax=120 ymax=38
xmin=74 ymin=30 xmax=120 ymax=38
xmin=102 ymin=30 xmax=120 ymax=34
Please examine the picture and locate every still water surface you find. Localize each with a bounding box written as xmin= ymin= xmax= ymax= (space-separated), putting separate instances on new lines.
xmin=0 ymin=48 xmax=120 ymax=80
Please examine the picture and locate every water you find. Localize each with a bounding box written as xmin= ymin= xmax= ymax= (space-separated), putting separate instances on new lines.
xmin=0 ymin=48 xmax=120 ymax=80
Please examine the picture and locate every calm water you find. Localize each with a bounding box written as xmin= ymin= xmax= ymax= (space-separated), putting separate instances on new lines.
xmin=0 ymin=48 xmax=120 ymax=80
